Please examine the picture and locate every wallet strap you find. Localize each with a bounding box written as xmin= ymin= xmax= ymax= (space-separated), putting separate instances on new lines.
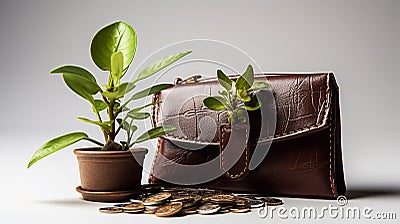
xmin=220 ymin=124 xmax=250 ymax=181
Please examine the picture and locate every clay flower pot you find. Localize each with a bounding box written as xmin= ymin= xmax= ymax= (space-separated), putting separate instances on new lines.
xmin=74 ymin=147 xmax=148 ymax=202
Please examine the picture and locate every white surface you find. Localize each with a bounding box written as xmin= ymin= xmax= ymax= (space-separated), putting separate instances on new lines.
xmin=1 ymin=0 xmax=400 ymax=223
xmin=1 ymin=135 xmax=399 ymax=223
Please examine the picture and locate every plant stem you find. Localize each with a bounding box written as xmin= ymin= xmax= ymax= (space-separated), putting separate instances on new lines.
xmin=85 ymin=138 xmax=104 ymax=146
xmin=94 ymin=109 xmax=108 ymax=142
xmin=108 ymin=100 xmax=116 ymax=140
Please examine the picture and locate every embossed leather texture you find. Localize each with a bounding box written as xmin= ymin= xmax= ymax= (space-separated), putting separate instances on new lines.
xmin=149 ymin=73 xmax=346 ymax=198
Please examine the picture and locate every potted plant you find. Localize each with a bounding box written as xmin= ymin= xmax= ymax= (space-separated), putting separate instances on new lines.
xmin=27 ymin=21 xmax=191 ymax=201
xmin=202 ymin=65 xmax=270 ymax=180
xmin=203 ymin=64 xmax=270 ymax=124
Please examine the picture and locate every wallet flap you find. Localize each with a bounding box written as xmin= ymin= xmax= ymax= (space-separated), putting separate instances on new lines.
xmin=152 ymin=72 xmax=333 ymax=145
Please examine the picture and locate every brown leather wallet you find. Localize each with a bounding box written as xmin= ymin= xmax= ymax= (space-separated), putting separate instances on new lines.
xmin=149 ymin=73 xmax=346 ymax=199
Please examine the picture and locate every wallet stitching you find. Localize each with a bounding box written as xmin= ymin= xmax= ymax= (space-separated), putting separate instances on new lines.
xmin=149 ymin=136 xmax=162 ymax=184
xmin=221 ymin=126 xmax=249 ymax=180
xmin=157 ymin=73 xmax=331 ymax=144
xmin=328 ymin=76 xmax=336 ymax=197
xmin=329 ymin=113 xmax=336 ymax=197
xmin=149 ymin=93 xmax=161 ymax=183
xmin=152 ymin=92 xmax=160 ymax=127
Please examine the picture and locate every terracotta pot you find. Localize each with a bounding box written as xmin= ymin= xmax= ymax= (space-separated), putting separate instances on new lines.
xmin=74 ymin=147 xmax=148 ymax=192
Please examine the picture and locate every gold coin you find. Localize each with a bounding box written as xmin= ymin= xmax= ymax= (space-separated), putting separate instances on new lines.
xmin=155 ymin=202 xmax=183 ymax=217
xmin=143 ymin=205 xmax=160 ymax=214
xmin=143 ymin=192 xmax=172 ymax=205
xmin=218 ymin=209 xmax=231 ymax=214
xmin=210 ymin=194 xmax=235 ymax=204
xmin=144 ymin=209 xmax=157 ymax=214
xmin=123 ymin=202 xmax=145 ymax=210
xmin=264 ymin=198 xmax=283 ymax=206
xmin=235 ymin=197 xmax=251 ymax=206
xmin=197 ymin=204 xmax=221 ymax=215
xmin=170 ymin=195 xmax=195 ymax=203
xmin=162 ymin=187 xmax=184 ymax=192
xmin=182 ymin=200 xmax=196 ymax=208
xmin=124 ymin=208 xmax=145 ymax=214
xmin=182 ymin=207 xmax=197 ymax=214
xmin=99 ymin=207 xmax=123 ymax=214
xmin=230 ymin=207 xmax=250 ymax=213
xmin=248 ymin=199 xmax=265 ymax=208
xmin=192 ymin=195 xmax=202 ymax=203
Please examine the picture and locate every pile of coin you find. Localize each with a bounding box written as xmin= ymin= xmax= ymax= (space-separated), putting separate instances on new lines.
xmin=99 ymin=185 xmax=283 ymax=217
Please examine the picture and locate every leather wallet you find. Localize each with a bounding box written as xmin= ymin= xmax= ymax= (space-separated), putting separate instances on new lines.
xmin=149 ymin=72 xmax=346 ymax=199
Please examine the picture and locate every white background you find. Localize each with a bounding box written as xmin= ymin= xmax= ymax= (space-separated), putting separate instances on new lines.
xmin=0 ymin=0 xmax=399 ymax=223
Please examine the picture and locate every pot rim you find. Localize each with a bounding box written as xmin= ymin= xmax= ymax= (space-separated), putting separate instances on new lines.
xmin=74 ymin=147 xmax=148 ymax=156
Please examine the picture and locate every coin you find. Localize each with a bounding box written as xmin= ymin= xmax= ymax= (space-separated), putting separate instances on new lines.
xmin=144 ymin=209 xmax=157 ymax=214
xmin=141 ymin=183 xmax=162 ymax=192
xmin=182 ymin=207 xmax=197 ymax=214
xmin=218 ymin=205 xmax=232 ymax=214
xmin=182 ymin=200 xmax=196 ymax=208
xmin=161 ymin=187 xmax=184 ymax=192
xmin=264 ymin=198 xmax=283 ymax=206
xmin=220 ymin=205 xmax=233 ymax=210
xmin=210 ymin=194 xmax=235 ymax=204
xmin=99 ymin=207 xmax=124 ymax=214
xmin=113 ymin=203 xmax=131 ymax=207
xmin=124 ymin=208 xmax=144 ymax=214
xmin=248 ymin=199 xmax=265 ymax=208
xmin=144 ymin=205 xmax=160 ymax=214
xmin=129 ymin=199 xmax=144 ymax=204
xmin=123 ymin=202 xmax=145 ymax=213
xmin=123 ymin=202 xmax=145 ymax=210
xmin=233 ymin=193 xmax=260 ymax=197
xmin=192 ymin=195 xmax=202 ymax=203
xmin=230 ymin=207 xmax=250 ymax=213
xmin=170 ymin=195 xmax=195 ymax=203
xmin=155 ymin=202 xmax=183 ymax=217
xmin=197 ymin=188 xmax=217 ymax=194
xmin=235 ymin=197 xmax=251 ymax=206
xmin=197 ymin=204 xmax=221 ymax=215
xmin=143 ymin=192 xmax=171 ymax=205
xmin=200 ymin=195 xmax=213 ymax=203
xmin=218 ymin=209 xmax=231 ymax=214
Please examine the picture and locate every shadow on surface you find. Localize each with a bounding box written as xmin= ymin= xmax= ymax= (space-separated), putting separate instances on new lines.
xmin=347 ymin=188 xmax=400 ymax=199
xmin=34 ymin=198 xmax=97 ymax=206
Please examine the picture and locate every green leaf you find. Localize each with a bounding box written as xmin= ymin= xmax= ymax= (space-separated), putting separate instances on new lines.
xmin=134 ymin=126 xmax=176 ymax=143
xmin=117 ymin=119 xmax=136 ymax=132
xmin=129 ymin=124 xmax=138 ymax=133
xmin=77 ymin=117 xmax=111 ymax=134
xmin=127 ymin=111 xmax=150 ymax=120
xmin=92 ymin=99 xmax=107 ymax=112
xmin=244 ymin=95 xmax=261 ymax=111
xmin=245 ymin=103 xmax=261 ymax=111
xmin=203 ymin=96 xmax=227 ymax=111
xmin=91 ymin=21 xmax=136 ymax=71
xmin=134 ymin=51 xmax=191 ymax=83
xmin=62 ymin=73 xmax=101 ymax=103
xmin=27 ymin=132 xmax=88 ymax=168
xmin=110 ymin=51 xmax=124 ymax=86
xmin=51 ymin=65 xmax=97 ymax=83
xmin=251 ymin=81 xmax=270 ymax=91
xmin=102 ymin=82 xmax=135 ymax=100
xmin=51 ymin=66 xmax=101 ymax=103
xmin=217 ymin=69 xmax=232 ymax=91
xmin=237 ymin=89 xmax=251 ymax=102
xmin=235 ymin=64 xmax=254 ymax=91
xmin=128 ymin=84 xmax=173 ymax=101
